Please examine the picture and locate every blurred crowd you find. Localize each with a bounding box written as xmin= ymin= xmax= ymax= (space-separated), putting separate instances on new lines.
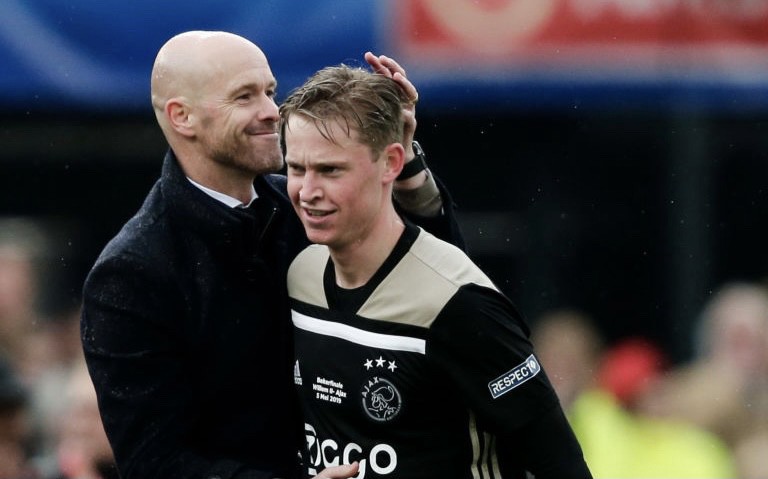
xmin=0 ymin=218 xmax=116 ymax=479
xmin=533 ymin=283 xmax=768 ymax=478
xmin=1 ymin=215 xmax=767 ymax=478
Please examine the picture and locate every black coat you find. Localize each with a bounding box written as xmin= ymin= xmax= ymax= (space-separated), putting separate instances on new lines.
xmin=81 ymin=151 xmax=463 ymax=479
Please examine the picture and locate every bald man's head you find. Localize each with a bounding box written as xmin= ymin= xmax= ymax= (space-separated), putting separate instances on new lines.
xmin=148 ymin=30 xmax=283 ymax=185
xmin=150 ymin=31 xmax=269 ymax=129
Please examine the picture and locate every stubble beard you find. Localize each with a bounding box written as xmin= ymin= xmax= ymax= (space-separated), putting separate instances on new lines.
xmin=208 ymin=132 xmax=283 ymax=176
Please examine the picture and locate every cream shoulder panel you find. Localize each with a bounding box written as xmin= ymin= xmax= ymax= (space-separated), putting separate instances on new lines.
xmin=287 ymin=244 xmax=330 ymax=309
xmin=358 ymin=229 xmax=497 ymax=328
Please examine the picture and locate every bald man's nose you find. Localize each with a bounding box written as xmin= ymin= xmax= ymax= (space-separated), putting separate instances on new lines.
xmin=259 ymin=95 xmax=279 ymax=121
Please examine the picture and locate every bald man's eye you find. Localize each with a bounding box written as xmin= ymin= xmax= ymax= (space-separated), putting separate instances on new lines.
xmin=236 ymin=93 xmax=252 ymax=102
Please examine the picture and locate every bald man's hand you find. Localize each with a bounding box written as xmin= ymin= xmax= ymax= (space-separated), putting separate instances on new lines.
xmin=365 ymin=52 xmax=418 ymax=156
xmin=310 ymin=462 xmax=360 ymax=478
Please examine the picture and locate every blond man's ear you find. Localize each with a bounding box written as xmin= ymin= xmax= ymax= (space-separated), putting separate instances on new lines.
xmin=382 ymin=142 xmax=406 ymax=184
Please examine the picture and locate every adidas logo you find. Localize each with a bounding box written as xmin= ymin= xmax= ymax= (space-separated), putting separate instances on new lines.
xmin=294 ymin=360 xmax=303 ymax=386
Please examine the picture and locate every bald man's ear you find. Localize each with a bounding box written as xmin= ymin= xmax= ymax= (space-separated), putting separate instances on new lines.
xmin=166 ymin=98 xmax=196 ymax=138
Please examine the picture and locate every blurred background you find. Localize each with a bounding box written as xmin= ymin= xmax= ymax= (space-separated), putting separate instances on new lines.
xmin=0 ymin=1 xmax=767 ymax=478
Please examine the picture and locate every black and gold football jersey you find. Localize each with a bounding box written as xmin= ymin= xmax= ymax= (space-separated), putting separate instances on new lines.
xmin=289 ymin=224 xmax=559 ymax=479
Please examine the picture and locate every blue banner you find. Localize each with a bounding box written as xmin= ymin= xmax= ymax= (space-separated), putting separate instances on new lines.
xmin=1 ymin=0 xmax=767 ymax=113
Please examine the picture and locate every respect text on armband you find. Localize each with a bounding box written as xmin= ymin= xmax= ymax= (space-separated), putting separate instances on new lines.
xmin=488 ymin=354 xmax=541 ymax=399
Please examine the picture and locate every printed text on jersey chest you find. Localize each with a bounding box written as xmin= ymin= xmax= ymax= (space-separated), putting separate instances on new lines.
xmin=314 ymin=376 xmax=348 ymax=404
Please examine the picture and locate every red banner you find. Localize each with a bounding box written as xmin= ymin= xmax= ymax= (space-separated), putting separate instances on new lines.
xmin=390 ymin=0 xmax=768 ymax=73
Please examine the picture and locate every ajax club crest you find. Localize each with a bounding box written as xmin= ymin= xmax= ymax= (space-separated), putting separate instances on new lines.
xmin=361 ymin=376 xmax=401 ymax=422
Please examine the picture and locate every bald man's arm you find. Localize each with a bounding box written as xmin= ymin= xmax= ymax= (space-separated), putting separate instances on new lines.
xmin=394 ymin=170 xmax=465 ymax=251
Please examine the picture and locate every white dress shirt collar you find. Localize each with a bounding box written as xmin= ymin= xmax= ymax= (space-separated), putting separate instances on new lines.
xmin=187 ymin=177 xmax=258 ymax=208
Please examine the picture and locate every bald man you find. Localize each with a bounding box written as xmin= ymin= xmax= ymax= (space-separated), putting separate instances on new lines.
xmin=81 ymin=31 xmax=462 ymax=479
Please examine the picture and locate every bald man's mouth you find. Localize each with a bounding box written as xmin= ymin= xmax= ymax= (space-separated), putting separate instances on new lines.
xmin=245 ymin=122 xmax=278 ymax=136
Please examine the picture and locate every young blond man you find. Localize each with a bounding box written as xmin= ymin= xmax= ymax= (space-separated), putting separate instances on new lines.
xmin=281 ymin=65 xmax=592 ymax=478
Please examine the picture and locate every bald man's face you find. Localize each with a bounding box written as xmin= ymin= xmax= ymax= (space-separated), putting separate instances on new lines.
xmin=194 ymin=41 xmax=283 ymax=175
xmin=156 ymin=32 xmax=283 ymax=176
